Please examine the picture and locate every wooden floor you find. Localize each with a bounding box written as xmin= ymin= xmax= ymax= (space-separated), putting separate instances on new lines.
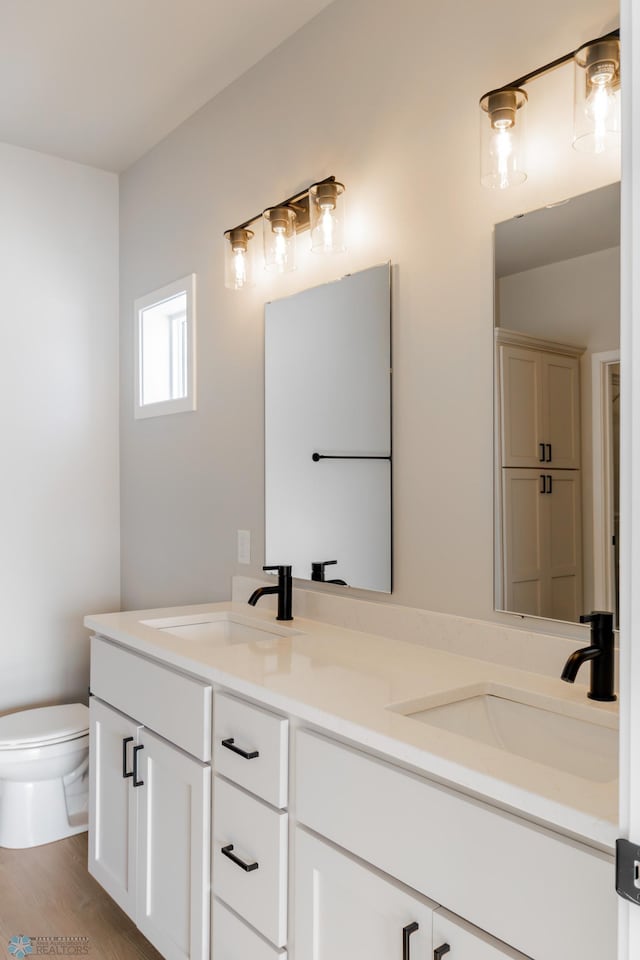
xmin=0 ymin=833 xmax=164 ymax=960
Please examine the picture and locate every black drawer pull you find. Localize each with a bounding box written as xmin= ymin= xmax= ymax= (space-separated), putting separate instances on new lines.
xmin=546 ymin=442 xmax=552 ymax=463
xmin=122 ymin=736 xmax=134 ymax=779
xmin=133 ymin=744 xmax=144 ymax=787
xmin=434 ymin=946 xmax=450 ymax=960
xmin=539 ymin=442 xmax=546 ymax=462
xmin=403 ymin=922 xmax=419 ymax=960
xmin=221 ymin=843 xmax=259 ymax=872
xmin=222 ymin=737 xmax=259 ymax=760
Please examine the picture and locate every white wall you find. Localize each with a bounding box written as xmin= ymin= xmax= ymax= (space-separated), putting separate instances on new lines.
xmin=0 ymin=142 xmax=120 ymax=713
xmin=498 ymin=247 xmax=620 ymax=610
xmin=119 ymin=0 xmax=620 ymax=622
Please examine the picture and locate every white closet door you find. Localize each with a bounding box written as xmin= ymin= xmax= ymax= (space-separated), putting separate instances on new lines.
xmin=542 ymin=353 xmax=581 ymax=469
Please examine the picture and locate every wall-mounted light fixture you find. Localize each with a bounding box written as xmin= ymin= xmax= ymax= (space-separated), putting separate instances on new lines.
xmin=479 ymin=28 xmax=620 ymax=189
xmin=224 ymin=176 xmax=345 ymax=289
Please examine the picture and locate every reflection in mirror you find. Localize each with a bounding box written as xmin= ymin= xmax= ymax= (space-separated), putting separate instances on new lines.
xmin=265 ymin=264 xmax=391 ymax=592
xmin=494 ymin=183 xmax=620 ymax=625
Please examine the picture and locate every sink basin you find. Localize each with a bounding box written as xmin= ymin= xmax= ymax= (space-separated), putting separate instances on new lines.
xmin=390 ymin=689 xmax=617 ymax=783
xmin=140 ymin=611 xmax=300 ymax=646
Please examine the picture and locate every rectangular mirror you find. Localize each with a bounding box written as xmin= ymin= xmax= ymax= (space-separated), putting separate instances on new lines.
xmin=265 ymin=263 xmax=391 ymax=592
xmin=494 ymin=182 xmax=620 ymax=625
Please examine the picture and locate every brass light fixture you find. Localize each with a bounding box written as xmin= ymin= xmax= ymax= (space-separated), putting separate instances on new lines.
xmin=223 ymin=176 xmax=346 ymax=288
xmin=479 ymin=28 xmax=620 ymax=189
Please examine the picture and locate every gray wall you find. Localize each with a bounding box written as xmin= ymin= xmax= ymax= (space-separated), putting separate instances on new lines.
xmin=119 ymin=0 xmax=619 ymax=618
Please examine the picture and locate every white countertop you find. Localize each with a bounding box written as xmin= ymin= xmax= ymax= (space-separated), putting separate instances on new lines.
xmin=85 ymin=600 xmax=618 ymax=853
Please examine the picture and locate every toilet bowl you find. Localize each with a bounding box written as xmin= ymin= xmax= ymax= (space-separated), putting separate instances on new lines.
xmin=0 ymin=703 xmax=90 ymax=848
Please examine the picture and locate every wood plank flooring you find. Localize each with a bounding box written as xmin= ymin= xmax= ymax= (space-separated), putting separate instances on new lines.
xmin=0 ymin=833 xmax=164 ymax=960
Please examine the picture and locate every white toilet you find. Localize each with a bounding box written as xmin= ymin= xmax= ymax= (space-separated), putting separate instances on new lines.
xmin=0 ymin=703 xmax=90 ymax=848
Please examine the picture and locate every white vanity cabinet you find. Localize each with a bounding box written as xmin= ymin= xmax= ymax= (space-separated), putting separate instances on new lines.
xmin=89 ymin=637 xmax=212 ymax=960
xmin=294 ymin=828 xmax=436 ymax=960
xmin=294 ymin=828 xmax=527 ymax=960
xmin=295 ymin=730 xmax=615 ymax=960
xmin=211 ymin=692 xmax=289 ymax=953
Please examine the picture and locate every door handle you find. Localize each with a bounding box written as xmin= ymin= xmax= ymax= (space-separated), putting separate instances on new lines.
xmin=539 ymin=442 xmax=546 ymax=462
xmin=132 ymin=744 xmax=144 ymax=787
xmin=546 ymin=442 xmax=552 ymax=463
xmin=540 ymin=474 xmax=546 ymax=494
xmin=546 ymin=474 xmax=553 ymax=494
xmin=122 ymin=736 xmax=134 ymax=779
xmin=221 ymin=737 xmax=259 ymax=760
xmin=434 ymin=946 xmax=451 ymax=960
xmin=402 ymin=922 xmax=419 ymax=960
xmin=221 ymin=843 xmax=259 ymax=872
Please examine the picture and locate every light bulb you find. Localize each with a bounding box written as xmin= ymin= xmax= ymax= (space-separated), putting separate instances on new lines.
xmin=493 ymin=127 xmax=514 ymax=190
xmin=232 ymin=247 xmax=247 ymax=286
xmin=273 ymin=227 xmax=287 ymax=270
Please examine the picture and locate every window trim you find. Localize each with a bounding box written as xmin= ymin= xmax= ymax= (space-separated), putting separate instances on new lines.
xmin=134 ymin=274 xmax=196 ymax=420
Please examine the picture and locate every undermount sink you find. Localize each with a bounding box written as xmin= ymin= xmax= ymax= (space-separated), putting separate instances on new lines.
xmin=140 ymin=610 xmax=301 ymax=646
xmin=389 ymin=688 xmax=618 ymax=783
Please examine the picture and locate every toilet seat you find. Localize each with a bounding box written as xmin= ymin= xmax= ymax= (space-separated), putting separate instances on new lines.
xmin=0 ymin=703 xmax=89 ymax=749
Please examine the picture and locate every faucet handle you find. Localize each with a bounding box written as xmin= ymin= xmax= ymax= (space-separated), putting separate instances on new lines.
xmin=311 ymin=560 xmax=337 ymax=581
xmin=263 ymin=564 xmax=292 ymax=577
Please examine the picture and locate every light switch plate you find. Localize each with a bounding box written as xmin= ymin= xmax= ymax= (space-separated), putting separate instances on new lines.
xmin=237 ymin=529 xmax=251 ymax=565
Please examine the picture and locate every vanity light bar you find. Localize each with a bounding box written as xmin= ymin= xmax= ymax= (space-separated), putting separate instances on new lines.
xmin=479 ymin=27 xmax=620 ymax=189
xmin=480 ymin=27 xmax=619 ymax=106
xmin=223 ymin=176 xmax=346 ymax=288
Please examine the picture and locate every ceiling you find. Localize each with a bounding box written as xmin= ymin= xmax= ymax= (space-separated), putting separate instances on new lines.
xmin=495 ymin=181 xmax=621 ymax=278
xmin=0 ymin=0 xmax=336 ymax=173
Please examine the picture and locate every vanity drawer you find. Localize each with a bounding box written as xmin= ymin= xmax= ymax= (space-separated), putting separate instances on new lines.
xmin=295 ymin=730 xmax=615 ymax=960
xmin=90 ymin=636 xmax=212 ymax=761
xmin=214 ymin=692 xmax=288 ymax=807
xmin=212 ymin=898 xmax=287 ymax=960
xmin=213 ymin=776 xmax=288 ymax=947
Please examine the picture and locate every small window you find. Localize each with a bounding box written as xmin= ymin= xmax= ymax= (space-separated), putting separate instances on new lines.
xmin=134 ymin=274 xmax=196 ymax=419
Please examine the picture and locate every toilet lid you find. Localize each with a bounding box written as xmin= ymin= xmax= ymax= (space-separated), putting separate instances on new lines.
xmin=0 ymin=703 xmax=89 ymax=748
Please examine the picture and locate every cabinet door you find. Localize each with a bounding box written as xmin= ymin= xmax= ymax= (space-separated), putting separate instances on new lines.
xmin=294 ymin=828 xmax=434 ymax=960
xmin=502 ymin=469 xmax=546 ymax=617
xmin=433 ymin=910 xmax=531 ymax=960
xmin=541 ymin=353 xmax=581 ymax=469
xmin=547 ymin=470 xmax=583 ymax=622
xmin=499 ymin=345 xmax=543 ymax=468
xmin=136 ymin=729 xmax=211 ymax=960
xmin=89 ymin=697 xmax=140 ymax=920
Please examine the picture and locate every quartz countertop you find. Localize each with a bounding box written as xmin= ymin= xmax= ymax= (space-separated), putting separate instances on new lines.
xmin=85 ymin=600 xmax=618 ymax=853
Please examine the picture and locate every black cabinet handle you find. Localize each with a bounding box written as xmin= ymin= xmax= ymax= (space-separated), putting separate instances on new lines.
xmin=540 ymin=474 xmax=546 ymax=494
xmin=221 ymin=843 xmax=259 ymax=872
xmin=539 ymin=442 xmax=546 ymax=462
xmin=434 ymin=945 xmax=451 ymax=960
xmin=402 ymin=922 xmax=419 ymax=960
xmin=546 ymin=442 xmax=552 ymax=463
xmin=546 ymin=474 xmax=553 ymax=494
xmin=133 ymin=744 xmax=144 ymax=787
xmin=221 ymin=737 xmax=259 ymax=760
xmin=122 ymin=736 xmax=134 ymax=779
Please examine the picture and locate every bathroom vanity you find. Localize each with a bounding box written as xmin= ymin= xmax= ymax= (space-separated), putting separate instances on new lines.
xmin=86 ymin=599 xmax=618 ymax=960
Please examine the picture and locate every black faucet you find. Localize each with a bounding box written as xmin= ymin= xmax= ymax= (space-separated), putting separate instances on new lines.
xmin=560 ymin=611 xmax=616 ymax=702
xmin=248 ymin=565 xmax=293 ymax=621
xmin=311 ymin=560 xmax=348 ymax=586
